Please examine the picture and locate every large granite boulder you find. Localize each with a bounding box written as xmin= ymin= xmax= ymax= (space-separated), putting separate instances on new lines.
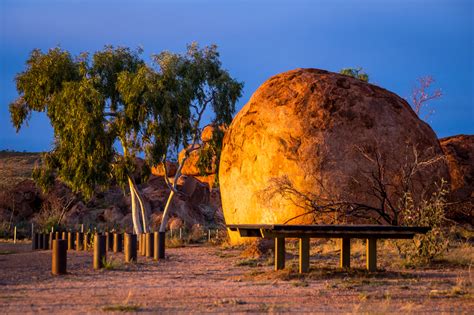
xmin=220 ymin=68 xmax=450 ymax=243
xmin=440 ymin=135 xmax=474 ymax=224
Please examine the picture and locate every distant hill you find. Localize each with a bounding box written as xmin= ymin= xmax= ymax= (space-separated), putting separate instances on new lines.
xmin=0 ymin=151 xmax=41 ymax=192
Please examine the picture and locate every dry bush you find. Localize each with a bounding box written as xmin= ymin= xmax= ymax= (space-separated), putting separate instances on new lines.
xmin=397 ymin=180 xmax=450 ymax=265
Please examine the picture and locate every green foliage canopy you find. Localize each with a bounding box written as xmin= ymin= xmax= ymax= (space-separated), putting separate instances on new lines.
xmin=9 ymin=44 xmax=243 ymax=199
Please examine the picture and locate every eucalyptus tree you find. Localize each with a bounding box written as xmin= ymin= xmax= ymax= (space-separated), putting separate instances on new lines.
xmin=122 ymin=43 xmax=243 ymax=233
xmin=9 ymin=46 xmax=152 ymax=234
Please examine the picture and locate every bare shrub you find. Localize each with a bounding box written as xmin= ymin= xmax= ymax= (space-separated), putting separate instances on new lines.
xmin=397 ymin=180 xmax=450 ymax=264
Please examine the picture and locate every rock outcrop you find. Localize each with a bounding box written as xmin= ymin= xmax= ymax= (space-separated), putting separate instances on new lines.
xmin=219 ymin=68 xmax=449 ymax=243
xmin=440 ymin=135 xmax=474 ymax=224
xmin=151 ymin=124 xmax=222 ymax=188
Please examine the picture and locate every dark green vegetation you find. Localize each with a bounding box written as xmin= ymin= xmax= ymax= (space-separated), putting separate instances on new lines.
xmin=9 ymin=43 xmax=243 ymax=234
xmin=340 ymin=67 xmax=369 ymax=82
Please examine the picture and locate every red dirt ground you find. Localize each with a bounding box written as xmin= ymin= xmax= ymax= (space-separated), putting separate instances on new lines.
xmin=0 ymin=241 xmax=472 ymax=313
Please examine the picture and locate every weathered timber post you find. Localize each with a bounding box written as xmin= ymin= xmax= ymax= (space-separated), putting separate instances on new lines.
xmin=145 ymin=233 xmax=154 ymax=258
xmin=105 ymin=232 xmax=113 ymax=251
xmin=84 ymin=233 xmax=90 ymax=251
xmin=55 ymin=231 xmax=60 ymax=240
xmin=275 ymin=237 xmax=286 ymax=271
xmin=299 ymin=237 xmax=310 ymax=273
xmin=140 ymin=234 xmax=146 ymax=256
xmin=138 ymin=233 xmax=143 ymax=255
xmin=93 ymin=234 xmax=106 ymax=270
xmin=113 ymin=233 xmax=123 ymax=253
xmin=124 ymin=233 xmax=137 ymax=263
xmin=157 ymin=231 xmax=165 ymax=259
xmin=49 ymin=232 xmax=54 ymax=250
xmin=13 ymin=226 xmax=17 ymax=244
xmin=76 ymin=232 xmax=84 ymax=251
xmin=51 ymin=239 xmax=67 ymax=275
xmin=340 ymin=238 xmax=351 ymax=268
xmin=43 ymin=233 xmax=49 ymax=250
xmin=62 ymin=231 xmax=67 ymax=242
xmin=153 ymin=232 xmax=159 ymax=261
xmin=67 ymin=232 xmax=75 ymax=250
xmin=32 ymin=233 xmax=39 ymax=250
xmin=366 ymin=238 xmax=377 ymax=272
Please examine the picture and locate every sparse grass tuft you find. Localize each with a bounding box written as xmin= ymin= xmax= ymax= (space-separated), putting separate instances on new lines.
xmin=292 ymin=280 xmax=309 ymax=287
xmin=0 ymin=250 xmax=15 ymax=255
xmin=166 ymin=237 xmax=185 ymax=248
xmin=102 ymin=257 xmax=121 ymax=270
xmin=102 ymin=304 xmax=141 ymax=312
xmin=213 ymin=298 xmax=246 ymax=306
xmin=235 ymin=258 xmax=259 ymax=267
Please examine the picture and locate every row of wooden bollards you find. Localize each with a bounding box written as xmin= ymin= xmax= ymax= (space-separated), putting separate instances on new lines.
xmin=32 ymin=232 xmax=166 ymax=275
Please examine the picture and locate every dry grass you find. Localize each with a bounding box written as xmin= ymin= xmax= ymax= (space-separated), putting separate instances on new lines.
xmin=0 ymin=151 xmax=40 ymax=190
xmin=434 ymin=242 xmax=474 ymax=267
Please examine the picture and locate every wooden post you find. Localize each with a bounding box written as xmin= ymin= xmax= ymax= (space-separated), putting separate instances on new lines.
xmin=76 ymin=232 xmax=84 ymax=251
xmin=124 ymin=233 xmax=137 ymax=263
xmin=275 ymin=237 xmax=286 ymax=271
xmin=179 ymin=228 xmax=182 ymax=240
xmin=67 ymin=232 xmax=75 ymax=250
xmin=83 ymin=233 xmax=89 ymax=251
xmin=105 ymin=232 xmax=113 ymax=251
xmin=145 ymin=233 xmax=154 ymax=258
xmin=299 ymin=237 xmax=310 ymax=273
xmin=32 ymin=233 xmax=39 ymax=250
xmin=81 ymin=224 xmax=84 ymax=233
xmin=13 ymin=226 xmax=17 ymax=244
xmin=93 ymin=234 xmax=106 ymax=270
xmin=49 ymin=232 xmax=54 ymax=250
xmin=51 ymin=239 xmax=67 ymax=275
xmin=208 ymin=229 xmax=211 ymax=242
xmin=140 ymin=234 xmax=146 ymax=256
xmin=55 ymin=231 xmax=60 ymax=240
xmin=366 ymin=238 xmax=377 ymax=272
xmin=157 ymin=231 xmax=165 ymax=259
xmin=137 ymin=233 xmax=142 ymax=255
xmin=340 ymin=238 xmax=351 ymax=268
xmin=44 ymin=233 xmax=49 ymax=250
xmin=62 ymin=231 xmax=67 ymax=242
xmin=113 ymin=233 xmax=123 ymax=253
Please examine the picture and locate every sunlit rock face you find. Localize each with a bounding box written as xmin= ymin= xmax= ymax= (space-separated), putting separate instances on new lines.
xmin=219 ymin=68 xmax=449 ymax=243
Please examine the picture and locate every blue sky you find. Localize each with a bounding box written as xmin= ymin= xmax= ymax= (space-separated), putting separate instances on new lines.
xmin=1 ymin=0 xmax=472 ymax=152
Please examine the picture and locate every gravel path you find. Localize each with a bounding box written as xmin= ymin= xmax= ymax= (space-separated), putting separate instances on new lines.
xmin=0 ymin=242 xmax=472 ymax=313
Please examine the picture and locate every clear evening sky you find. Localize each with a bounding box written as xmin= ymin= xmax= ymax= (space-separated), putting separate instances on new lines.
xmin=1 ymin=0 xmax=472 ymax=152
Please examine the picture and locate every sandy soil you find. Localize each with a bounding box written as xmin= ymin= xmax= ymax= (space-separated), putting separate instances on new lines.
xmin=0 ymin=241 xmax=472 ymax=314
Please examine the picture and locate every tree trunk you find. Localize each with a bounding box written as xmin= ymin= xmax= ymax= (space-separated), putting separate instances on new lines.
xmin=159 ymin=144 xmax=197 ymax=233
xmin=160 ymin=189 xmax=175 ymax=233
xmin=128 ymin=177 xmax=143 ymax=234
xmin=131 ymin=180 xmax=150 ymax=233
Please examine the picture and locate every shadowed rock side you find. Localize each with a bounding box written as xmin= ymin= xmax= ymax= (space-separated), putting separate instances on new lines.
xmin=219 ymin=68 xmax=449 ymax=243
xmin=440 ymin=135 xmax=474 ymax=224
xmin=0 ymin=175 xmax=224 ymax=235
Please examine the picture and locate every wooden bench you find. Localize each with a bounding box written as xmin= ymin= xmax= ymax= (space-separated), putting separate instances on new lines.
xmin=227 ymin=224 xmax=430 ymax=273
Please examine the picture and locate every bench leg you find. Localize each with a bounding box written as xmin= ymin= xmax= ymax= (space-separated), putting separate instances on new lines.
xmin=340 ymin=238 xmax=351 ymax=268
xmin=366 ymin=238 xmax=377 ymax=272
xmin=275 ymin=237 xmax=285 ymax=271
xmin=299 ymin=237 xmax=310 ymax=273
